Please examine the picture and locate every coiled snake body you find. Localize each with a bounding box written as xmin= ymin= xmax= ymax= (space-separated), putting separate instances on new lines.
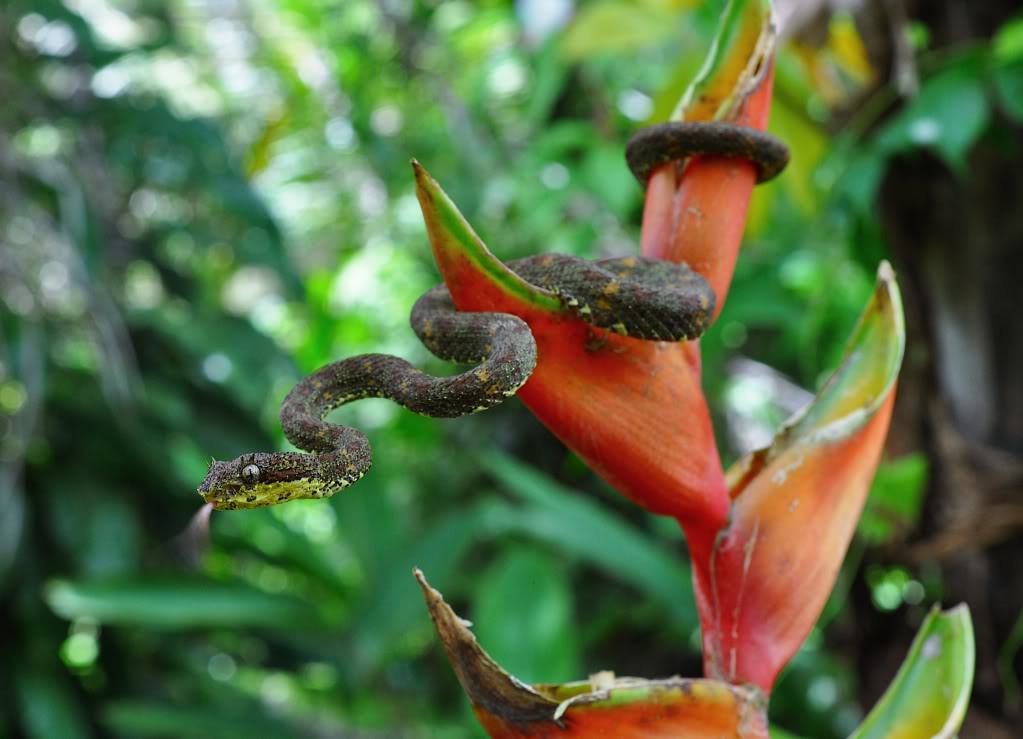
xmin=199 ymin=122 xmax=788 ymax=510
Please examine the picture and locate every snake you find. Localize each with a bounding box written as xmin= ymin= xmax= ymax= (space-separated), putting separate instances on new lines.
xmin=198 ymin=122 xmax=789 ymax=510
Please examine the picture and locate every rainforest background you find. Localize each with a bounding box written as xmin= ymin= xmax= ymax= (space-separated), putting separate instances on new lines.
xmin=2 ymin=0 xmax=1022 ymax=736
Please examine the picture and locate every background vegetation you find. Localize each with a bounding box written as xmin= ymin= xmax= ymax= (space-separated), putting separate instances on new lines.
xmin=2 ymin=0 xmax=1020 ymax=737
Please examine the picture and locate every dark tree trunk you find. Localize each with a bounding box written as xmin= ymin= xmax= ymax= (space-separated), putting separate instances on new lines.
xmin=855 ymin=1 xmax=1023 ymax=735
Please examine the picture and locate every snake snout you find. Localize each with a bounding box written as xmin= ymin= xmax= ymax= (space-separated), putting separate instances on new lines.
xmin=197 ymin=472 xmax=214 ymax=494
xmin=197 ymin=459 xmax=240 ymax=505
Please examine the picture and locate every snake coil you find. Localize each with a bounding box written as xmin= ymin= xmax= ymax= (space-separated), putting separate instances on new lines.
xmin=199 ymin=122 xmax=788 ymax=509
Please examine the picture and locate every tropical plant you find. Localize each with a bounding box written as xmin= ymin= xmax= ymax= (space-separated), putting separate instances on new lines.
xmin=348 ymin=1 xmax=977 ymax=735
xmin=2 ymin=0 xmax=996 ymax=736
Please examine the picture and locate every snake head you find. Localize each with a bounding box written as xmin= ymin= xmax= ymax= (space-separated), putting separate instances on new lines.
xmin=198 ymin=451 xmax=342 ymax=510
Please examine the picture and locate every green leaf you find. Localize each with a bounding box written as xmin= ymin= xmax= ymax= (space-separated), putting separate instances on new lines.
xmin=996 ymin=607 xmax=1023 ymax=711
xmin=993 ymin=12 xmax=1023 ymax=63
xmin=859 ymin=454 xmax=928 ymax=545
xmin=475 ymin=548 xmax=580 ymax=684
xmin=133 ymin=310 xmax=289 ymax=416
xmin=44 ymin=577 xmax=319 ymax=629
xmin=42 ymin=484 xmax=142 ymax=578
xmin=15 ymin=667 xmax=91 ymax=739
xmin=769 ymin=728 xmax=809 ymax=739
xmin=348 ymin=507 xmax=481 ymax=668
xmin=850 ymin=605 xmax=975 ymax=739
xmin=876 ymin=55 xmax=990 ymax=173
xmin=834 ymin=149 xmax=887 ymax=215
xmin=993 ymin=59 xmax=1023 ymax=123
xmin=484 ymin=453 xmax=696 ymax=633
xmin=578 ymin=142 xmax=636 ymax=218
xmin=100 ymin=701 xmax=294 ymax=738
xmin=762 ymin=94 xmax=829 ymax=214
xmin=524 ymin=38 xmax=571 ymax=130
xmin=649 ymin=49 xmax=715 ymax=123
xmin=560 ymin=2 xmax=681 ymax=60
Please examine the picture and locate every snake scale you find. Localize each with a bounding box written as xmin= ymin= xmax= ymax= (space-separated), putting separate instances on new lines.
xmin=199 ymin=121 xmax=789 ymax=510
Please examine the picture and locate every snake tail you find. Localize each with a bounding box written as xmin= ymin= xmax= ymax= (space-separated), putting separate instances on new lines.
xmin=625 ymin=120 xmax=789 ymax=185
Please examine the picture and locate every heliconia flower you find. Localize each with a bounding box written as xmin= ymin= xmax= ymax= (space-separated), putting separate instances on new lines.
xmin=411 ymin=0 xmax=975 ymax=733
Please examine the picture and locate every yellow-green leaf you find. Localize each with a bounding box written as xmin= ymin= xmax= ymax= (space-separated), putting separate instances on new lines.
xmin=850 ymin=605 xmax=975 ymax=739
xmin=45 ymin=577 xmax=319 ymax=629
xmin=560 ymin=1 xmax=696 ymax=61
xmin=675 ymin=0 xmax=775 ymax=122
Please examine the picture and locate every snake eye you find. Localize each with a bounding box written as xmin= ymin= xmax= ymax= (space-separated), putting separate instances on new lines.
xmin=240 ymin=464 xmax=260 ymax=486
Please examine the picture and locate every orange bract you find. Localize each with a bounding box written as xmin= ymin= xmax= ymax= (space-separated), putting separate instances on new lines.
xmin=694 ymin=264 xmax=904 ymax=690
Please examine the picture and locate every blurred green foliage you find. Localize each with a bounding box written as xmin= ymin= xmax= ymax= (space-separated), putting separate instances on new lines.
xmin=2 ymin=1 xmax=1020 ymax=737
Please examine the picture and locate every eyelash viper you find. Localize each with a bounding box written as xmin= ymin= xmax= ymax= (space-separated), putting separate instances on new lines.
xmin=198 ymin=122 xmax=788 ymax=510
